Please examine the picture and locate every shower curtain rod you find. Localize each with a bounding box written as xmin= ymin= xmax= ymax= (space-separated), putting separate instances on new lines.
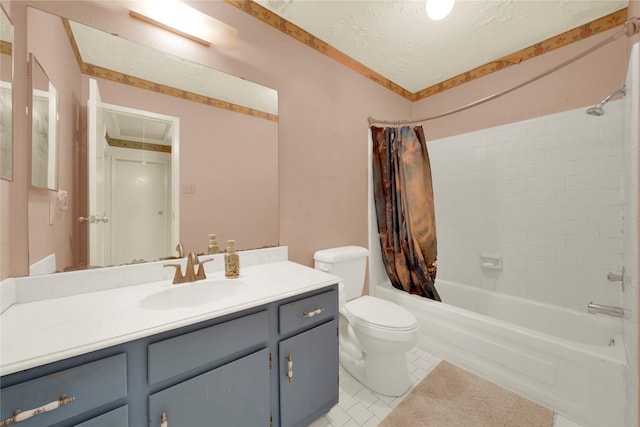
xmin=368 ymin=17 xmax=640 ymax=127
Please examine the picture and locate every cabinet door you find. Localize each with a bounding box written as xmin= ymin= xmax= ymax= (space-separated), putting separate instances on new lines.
xmin=148 ymin=348 xmax=270 ymax=427
xmin=279 ymin=319 xmax=338 ymax=427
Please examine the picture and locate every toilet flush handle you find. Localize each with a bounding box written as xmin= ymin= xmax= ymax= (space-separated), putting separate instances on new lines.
xmin=316 ymin=262 xmax=330 ymax=272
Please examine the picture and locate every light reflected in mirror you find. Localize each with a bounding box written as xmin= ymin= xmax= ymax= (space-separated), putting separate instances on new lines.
xmin=0 ymin=5 xmax=12 ymax=181
xmin=30 ymin=53 xmax=59 ymax=190
xmin=25 ymin=7 xmax=279 ymax=275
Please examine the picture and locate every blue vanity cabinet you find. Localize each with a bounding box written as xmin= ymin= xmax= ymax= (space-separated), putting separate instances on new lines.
xmin=278 ymin=289 xmax=339 ymax=427
xmin=0 ymin=283 xmax=339 ymax=427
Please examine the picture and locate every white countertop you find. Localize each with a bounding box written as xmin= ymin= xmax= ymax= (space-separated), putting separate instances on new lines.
xmin=0 ymin=260 xmax=339 ymax=376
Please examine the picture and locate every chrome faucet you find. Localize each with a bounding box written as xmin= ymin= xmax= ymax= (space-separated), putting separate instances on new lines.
xmin=164 ymin=252 xmax=214 ymax=284
xmin=587 ymin=302 xmax=624 ymax=318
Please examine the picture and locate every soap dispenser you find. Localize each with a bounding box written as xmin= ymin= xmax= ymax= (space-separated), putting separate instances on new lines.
xmin=208 ymin=234 xmax=219 ymax=254
xmin=225 ymin=240 xmax=240 ymax=278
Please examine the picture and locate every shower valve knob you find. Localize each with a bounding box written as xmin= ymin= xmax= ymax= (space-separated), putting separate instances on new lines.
xmin=607 ymin=272 xmax=623 ymax=282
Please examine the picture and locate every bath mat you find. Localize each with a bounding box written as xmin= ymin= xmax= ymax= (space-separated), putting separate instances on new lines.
xmin=379 ymin=361 xmax=555 ymax=427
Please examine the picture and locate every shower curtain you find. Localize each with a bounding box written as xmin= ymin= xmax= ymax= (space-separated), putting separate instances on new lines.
xmin=371 ymin=125 xmax=440 ymax=301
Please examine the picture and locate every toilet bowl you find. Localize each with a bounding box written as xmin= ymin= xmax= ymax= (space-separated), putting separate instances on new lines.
xmin=314 ymin=246 xmax=420 ymax=396
xmin=341 ymin=294 xmax=420 ymax=396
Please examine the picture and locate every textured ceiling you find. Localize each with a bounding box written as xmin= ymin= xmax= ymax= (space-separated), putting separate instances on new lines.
xmin=256 ymin=0 xmax=628 ymax=93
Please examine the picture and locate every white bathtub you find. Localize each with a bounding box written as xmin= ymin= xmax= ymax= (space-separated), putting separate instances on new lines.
xmin=375 ymin=279 xmax=629 ymax=427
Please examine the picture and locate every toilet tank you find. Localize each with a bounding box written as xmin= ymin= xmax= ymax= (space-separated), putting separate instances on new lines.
xmin=314 ymin=246 xmax=369 ymax=301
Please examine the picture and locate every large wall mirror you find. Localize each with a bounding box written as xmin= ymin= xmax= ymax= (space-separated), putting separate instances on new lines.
xmin=0 ymin=5 xmax=12 ymax=181
xmin=25 ymin=6 xmax=279 ymax=275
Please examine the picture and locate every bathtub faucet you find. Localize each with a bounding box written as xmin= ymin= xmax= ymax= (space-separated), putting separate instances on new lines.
xmin=587 ymin=302 xmax=624 ymax=318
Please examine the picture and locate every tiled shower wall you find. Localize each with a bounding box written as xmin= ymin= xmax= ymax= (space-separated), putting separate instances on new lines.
xmin=428 ymin=101 xmax=624 ymax=312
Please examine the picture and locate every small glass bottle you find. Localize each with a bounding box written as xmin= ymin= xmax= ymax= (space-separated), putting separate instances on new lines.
xmin=207 ymin=234 xmax=219 ymax=254
xmin=225 ymin=240 xmax=240 ymax=278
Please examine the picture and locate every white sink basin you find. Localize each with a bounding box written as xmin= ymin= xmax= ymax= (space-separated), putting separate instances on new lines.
xmin=140 ymin=279 xmax=245 ymax=310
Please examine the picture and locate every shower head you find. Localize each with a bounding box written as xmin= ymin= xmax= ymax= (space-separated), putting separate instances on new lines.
xmin=586 ymin=86 xmax=626 ymax=116
xmin=586 ymin=105 xmax=605 ymax=116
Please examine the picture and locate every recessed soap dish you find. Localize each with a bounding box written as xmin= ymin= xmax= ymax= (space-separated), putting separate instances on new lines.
xmin=480 ymin=253 xmax=503 ymax=270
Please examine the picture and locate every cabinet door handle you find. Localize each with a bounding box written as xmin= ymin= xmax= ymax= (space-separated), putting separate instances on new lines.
xmin=161 ymin=411 xmax=168 ymax=427
xmin=303 ymin=307 xmax=325 ymax=318
xmin=286 ymin=354 xmax=293 ymax=383
xmin=0 ymin=394 xmax=75 ymax=426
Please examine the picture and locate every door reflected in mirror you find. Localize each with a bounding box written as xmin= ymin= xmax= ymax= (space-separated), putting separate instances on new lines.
xmin=0 ymin=5 xmax=13 ymax=181
xmin=30 ymin=53 xmax=59 ymax=190
xmin=88 ymin=78 xmax=179 ymax=267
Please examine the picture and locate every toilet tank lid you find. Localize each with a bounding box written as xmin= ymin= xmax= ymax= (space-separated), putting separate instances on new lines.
xmin=314 ymin=246 xmax=369 ymax=263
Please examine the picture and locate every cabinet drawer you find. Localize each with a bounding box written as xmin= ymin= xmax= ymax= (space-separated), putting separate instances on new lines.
xmin=279 ymin=289 xmax=337 ymax=335
xmin=148 ymin=310 xmax=268 ymax=384
xmin=0 ymin=354 xmax=127 ymax=427
xmin=73 ymin=405 xmax=128 ymax=427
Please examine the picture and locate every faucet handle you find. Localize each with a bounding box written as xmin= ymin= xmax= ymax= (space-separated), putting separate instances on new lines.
xmin=184 ymin=253 xmax=198 ymax=282
xmin=607 ymin=267 xmax=625 ymax=291
xmin=164 ymin=263 xmax=185 ymax=284
xmin=196 ymin=258 xmax=214 ymax=281
xmin=175 ymin=243 xmax=184 ymax=258
xmin=607 ymin=272 xmax=623 ymax=282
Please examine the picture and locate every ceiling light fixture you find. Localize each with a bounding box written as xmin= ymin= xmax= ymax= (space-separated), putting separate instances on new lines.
xmin=426 ymin=0 xmax=455 ymax=20
xmin=129 ymin=0 xmax=238 ymax=51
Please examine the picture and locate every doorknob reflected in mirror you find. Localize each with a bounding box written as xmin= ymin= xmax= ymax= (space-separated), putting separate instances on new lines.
xmin=95 ymin=213 xmax=109 ymax=223
xmin=78 ymin=214 xmax=109 ymax=224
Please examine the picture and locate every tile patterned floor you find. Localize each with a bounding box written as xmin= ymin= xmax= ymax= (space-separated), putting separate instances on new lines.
xmin=308 ymin=344 xmax=583 ymax=427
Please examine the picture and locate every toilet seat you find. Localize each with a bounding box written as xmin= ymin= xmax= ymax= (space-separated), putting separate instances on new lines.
xmin=345 ymin=296 xmax=417 ymax=332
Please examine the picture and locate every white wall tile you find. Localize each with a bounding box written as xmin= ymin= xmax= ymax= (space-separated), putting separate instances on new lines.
xmin=430 ymin=102 xmax=624 ymax=312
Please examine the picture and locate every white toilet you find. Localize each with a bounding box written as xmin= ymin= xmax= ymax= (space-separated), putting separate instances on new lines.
xmin=314 ymin=246 xmax=420 ymax=396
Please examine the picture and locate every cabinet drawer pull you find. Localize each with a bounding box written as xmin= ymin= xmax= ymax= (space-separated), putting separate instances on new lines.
xmin=286 ymin=354 xmax=293 ymax=383
xmin=0 ymin=394 xmax=75 ymax=426
xmin=303 ymin=308 xmax=325 ymax=318
xmin=161 ymin=411 xmax=168 ymax=427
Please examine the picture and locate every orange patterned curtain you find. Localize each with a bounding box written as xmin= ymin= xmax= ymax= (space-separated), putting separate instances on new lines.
xmin=371 ymin=125 xmax=440 ymax=301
